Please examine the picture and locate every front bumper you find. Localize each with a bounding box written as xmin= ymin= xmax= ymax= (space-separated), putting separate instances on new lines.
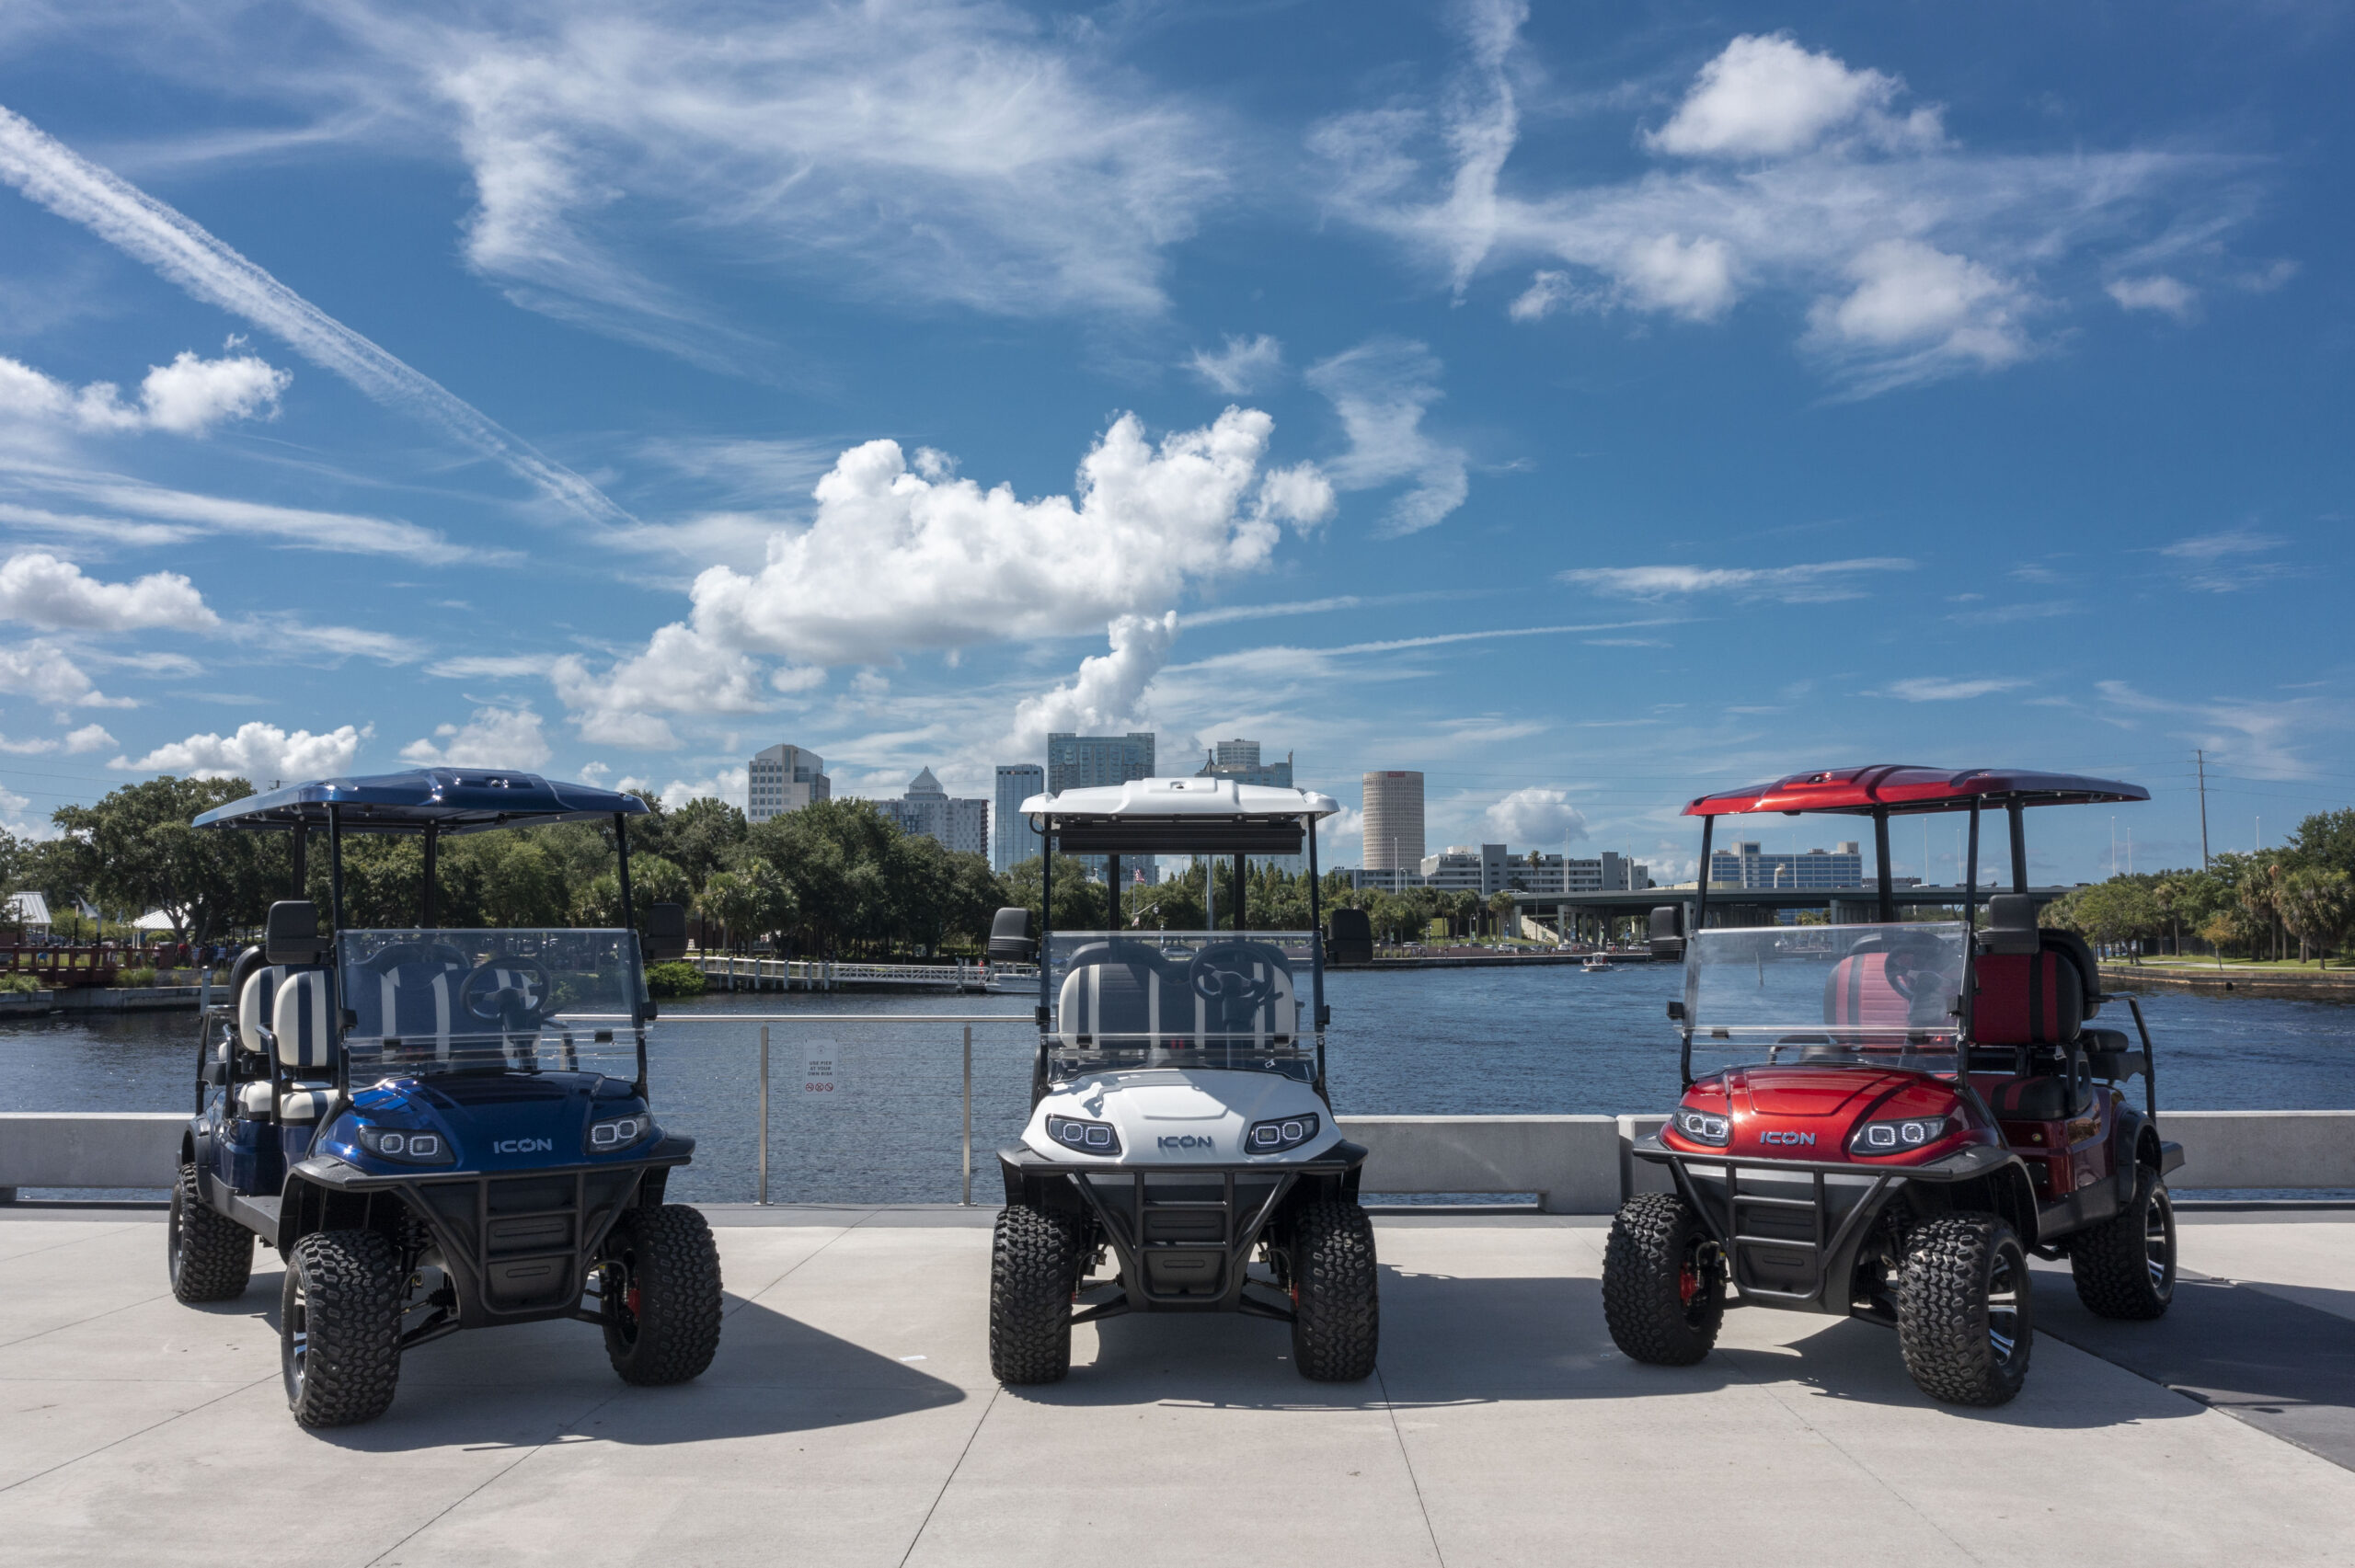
xmin=999 ymin=1141 xmax=1366 ymax=1317
xmin=1630 ymin=1132 xmax=2020 ymax=1315
xmin=285 ymin=1134 xmax=695 ymax=1330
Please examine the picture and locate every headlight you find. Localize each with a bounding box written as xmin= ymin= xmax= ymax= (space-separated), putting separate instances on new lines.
xmin=1849 ymin=1115 xmax=1953 ymax=1156
xmin=1045 ymin=1115 xmax=1120 ymax=1155
xmin=587 ymin=1113 xmax=652 ymax=1153
xmin=1246 ymin=1113 xmax=1322 ymax=1154
xmin=355 ymin=1126 xmax=454 ymax=1165
xmin=1671 ymin=1107 xmax=1730 ymax=1147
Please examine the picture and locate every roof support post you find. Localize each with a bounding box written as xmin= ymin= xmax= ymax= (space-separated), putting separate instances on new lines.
xmin=1107 ymin=853 xmax=1120 ymax=931
xmin=1306 ymin=817 xmax=1327 ymax=1089
xmin=1694 ymin=816 xmax=1714 ymax=932
xmin=1233 ymin=853 xmax=1247 ymax=934
xmin=2008 ymin=801 xmax=2028 ymax=894
xmin=1872 ymin=808 xmax=1894 ymax=923
xmin=326 ymin=805 xmax=346 ymax=933
xmin=291 ymin=824 xmax=307 ymax=899
xmin=420 ymin=823 xmax=438 ymax=928
xmin=1039 ymin=830 xmax=1054 ymax=1029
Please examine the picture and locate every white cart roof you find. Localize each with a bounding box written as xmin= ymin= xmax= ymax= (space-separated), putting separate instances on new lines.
xmin=1019 ymin=777 xmax=1339 ymax=820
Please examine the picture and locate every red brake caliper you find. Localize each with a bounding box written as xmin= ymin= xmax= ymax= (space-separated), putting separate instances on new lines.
xmin=626 ymin=1285 xmax=641 ymax=1316
xmin=1678 ymin=1265 xmax=1699 ymax=1306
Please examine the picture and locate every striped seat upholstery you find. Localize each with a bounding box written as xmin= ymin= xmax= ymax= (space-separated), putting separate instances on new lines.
xmin=271 ymin=969 xmax=337 ymax=1072
xmin=353 ymin=961 xmax=460 ymax=1059
xmin=236 ymin=967 xmax=289 ymax=1057
xmin=1058 ymin=943 xmax=1300 ymax=1051
xmin=280 ymin=1082 xmax=339 ymax=1122
xmin=236 ymin=1080 xmax=274 ymax=1116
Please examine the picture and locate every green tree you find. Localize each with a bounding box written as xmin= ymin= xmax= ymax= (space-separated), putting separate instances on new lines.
xmin=2279 ymin=867 xmax=2353 ymax=967
xmin=50 ymin=776 xmax=285 ymax=943
xmin=2286 ymin=808 xmax=2355 ymax=877
xmin=1488 ymin=889 xmax=1519 ymax=941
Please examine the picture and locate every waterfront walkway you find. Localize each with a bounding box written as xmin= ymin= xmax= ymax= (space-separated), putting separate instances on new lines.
xmin=5 ymin=1207 xmax=2352 ymax=1566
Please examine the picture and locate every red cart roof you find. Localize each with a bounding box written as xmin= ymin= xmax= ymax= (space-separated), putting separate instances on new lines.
xmin=1683 ymin=765 xmax=2148 ymax=818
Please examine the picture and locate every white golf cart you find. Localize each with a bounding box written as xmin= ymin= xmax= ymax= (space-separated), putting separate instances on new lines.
xmin=985 ymin=777 xmax=1378 ymax=1384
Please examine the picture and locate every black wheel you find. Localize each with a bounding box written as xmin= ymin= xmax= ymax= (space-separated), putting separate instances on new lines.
xmin=167 ymin=1162 xmax=252 ymax=1303
xmin=1602 ymin=1193 xmax=1726 ymax=1366
xmin=599 ymin=1204 xmax=724 ymax=1386
xmin=2069 ymin=1166 xmax=2177 ymax=1320
xmin=281 ymin=1230 xmax=404 ymax=1427
xmin=1289 ymin=1200 xmax=1379 ymax=1381
xmin=990 ymin=1203 xmax=1077 ymax=1385
xmin=1897 ymin=1215 xmax=2032 ymax=1406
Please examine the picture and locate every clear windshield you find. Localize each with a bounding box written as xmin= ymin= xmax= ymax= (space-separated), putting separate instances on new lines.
xmin=1683 ymin=921 xmax=1968 ymax=1071
xmin=1043 ymin=930 xmax=1316 ymax=1081
xmin=336 ymin=928 xmax=644 ymax=1080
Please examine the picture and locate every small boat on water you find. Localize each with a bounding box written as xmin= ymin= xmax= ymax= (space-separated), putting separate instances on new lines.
xmin=1582 ymin=951 xmax=1611 ymax=972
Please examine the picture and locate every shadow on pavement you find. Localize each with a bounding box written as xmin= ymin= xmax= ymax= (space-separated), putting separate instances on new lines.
xmin=226 ymin=1262 xmax=965 ymax=1452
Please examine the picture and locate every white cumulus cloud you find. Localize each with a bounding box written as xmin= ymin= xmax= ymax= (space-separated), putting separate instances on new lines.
xmin=1008 ymin=612 xmax=1178 ymax=758
xmin=1648 ymin=33 xmax=1936 ymax=160
xmin=0 ymin=551 xmax=218 ymax=632
xmin=63 ymin=723 xmax=115 ymax=754
xmin=550 ymin=623 xmax=767 ymax=750
xmin=0 ymin=639 xmax=134 ymax=707
xmin=1805 ymin=239 xmax=2028 ymax=387
xmin=615 ymin=766 xmax=748 ymax=812
xmin=1483 ymin=786 xmax=1589 ymax=848
xmin=0 ymin=349 xmax=289 ymax=436
xmin=117 ymin=721 xmax=371 ymax=781
xmin=2108 ymin=274 xmax=2197 ymax=319
xmin=399 ymin=705 xmax=553 ymax=769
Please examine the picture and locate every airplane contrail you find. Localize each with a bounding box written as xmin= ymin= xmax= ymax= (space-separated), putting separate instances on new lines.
xmin=0 ymin=103 xmax=632 ymax=529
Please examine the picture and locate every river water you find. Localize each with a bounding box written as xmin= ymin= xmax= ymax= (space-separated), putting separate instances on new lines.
xmin=4 ymin=966 xmax=2346 ymax=1203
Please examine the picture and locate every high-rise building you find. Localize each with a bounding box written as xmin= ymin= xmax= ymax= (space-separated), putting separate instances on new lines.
xmin=877 ymin=767 xmax=989 ymax=857
xmin=1046 ymin=732 xmax=1155 ymax=883
xmin=993 ymin=763 xmax=1045 ymax=872
xmin=1362 ymin=771 xmax=1425 ymax=875
xmin=1047 ymin=731 xmax=1155 ymax=792
xmin=1350 ymin=847 xmax=1648 ymax=897
xmin=747 ymin=744 xmax=829 ymax=824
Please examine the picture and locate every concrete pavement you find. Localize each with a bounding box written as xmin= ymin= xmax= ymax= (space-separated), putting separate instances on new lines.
xmin=3 ymin=1207 xmax=2352 ymax=1566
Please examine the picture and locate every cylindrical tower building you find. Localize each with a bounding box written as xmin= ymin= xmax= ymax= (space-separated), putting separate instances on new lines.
xmin=1361 ymin=771 xmax=1426 ymax=874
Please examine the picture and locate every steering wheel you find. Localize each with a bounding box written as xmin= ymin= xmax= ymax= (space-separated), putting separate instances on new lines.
xmin=1188 ymin=943 xmax=1276 ymax=1011
xmin=456 ymin=957 xmax=553 ymax=1029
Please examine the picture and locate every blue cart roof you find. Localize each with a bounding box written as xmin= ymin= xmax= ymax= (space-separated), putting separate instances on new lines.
xmin=191 ymin=769 xmax=650 ymax=835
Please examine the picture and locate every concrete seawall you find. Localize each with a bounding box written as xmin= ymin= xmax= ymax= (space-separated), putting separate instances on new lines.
xmin=6 ymin=1108 xmax=2349 ymax=1208
xmin=2102 ymin=965 xmax=2355 ymax=1001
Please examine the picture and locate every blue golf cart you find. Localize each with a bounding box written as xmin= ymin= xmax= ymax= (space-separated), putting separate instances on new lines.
xmin=167 ymin=768 xmax=722 ymax=1426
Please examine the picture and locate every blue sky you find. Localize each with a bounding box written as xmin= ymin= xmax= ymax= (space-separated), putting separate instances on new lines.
xmin=0 ymin=0 xmax=2346 ymax=885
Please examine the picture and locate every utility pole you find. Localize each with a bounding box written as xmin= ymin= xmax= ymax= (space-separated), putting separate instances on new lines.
xmin=2196 ymin=750 xmax=2211 ymax=870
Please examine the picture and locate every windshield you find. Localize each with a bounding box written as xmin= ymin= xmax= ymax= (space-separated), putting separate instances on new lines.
xmin=1044 ymin=929 xmax=1316 ymax=1082
xmin=1683 ymin=921 xmax=1968 ymax=1071
xmin=336 ymin=927 xmax=644 ymax=1080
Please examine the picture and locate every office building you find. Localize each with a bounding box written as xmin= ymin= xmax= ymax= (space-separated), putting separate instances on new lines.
xmin=1348 ymin=848 xmax=1650 ymax=898
xmin=747 ymin=744 xmax=829 ymax=824
xmin=877 ymin=767 xmax=989 ymax=858
xmin=1362 ymin=771 xmax=1425 ymax=875
xmin=993 ymin=763 xmax=1045 ymax=872
xmin=1708 ymin=841 xmax=1864 ymax=891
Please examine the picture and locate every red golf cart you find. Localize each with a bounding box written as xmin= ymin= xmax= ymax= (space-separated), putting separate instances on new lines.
xmin=1603 ymin=765 xmax=2182 ymax=1405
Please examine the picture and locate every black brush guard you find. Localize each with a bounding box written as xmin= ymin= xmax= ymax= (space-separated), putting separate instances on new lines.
xmin=280 ymin=1138 xmax=694 ymax=1338
xmin=1001 ymin=1142 xmax=1365 ymax=1322
xmin=1631 ymin=1133 xmax=2021 ymax=1316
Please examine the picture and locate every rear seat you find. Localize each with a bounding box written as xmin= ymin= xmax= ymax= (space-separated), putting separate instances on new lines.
xmin=1974 ymin=894 xmax=2096 ymax=1117
xmin=1058 ymin=942 xmax=1299 ymax=1052
xmin=269 ymin=969 xmax=341 ymax=1123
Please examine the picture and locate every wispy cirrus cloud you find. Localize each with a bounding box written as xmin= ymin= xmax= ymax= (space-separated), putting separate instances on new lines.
xmin=2160 ymin=526 xmax=2286 ymax=591
xmin=0 ymin=465 xmax=501 ymax=566
xmin=2096 ymin=680 xmax=2346 ymax=781
xmin=1875 ymin=676 xmax=2028 ymax=702
xmin=1315 ymin=11 xmax=2257 ymax=393
xmin=1304 ymin=338 xmax=1469 ymax=535
xmin=1560 ymin=558 xmax=1913 ymax=601
xmin=0 ymin=102 xmax=629 ymax=526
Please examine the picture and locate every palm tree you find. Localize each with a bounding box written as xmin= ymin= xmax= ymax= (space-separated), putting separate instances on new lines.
xmin=2280 ymin=868 xmax=2352 ymax=969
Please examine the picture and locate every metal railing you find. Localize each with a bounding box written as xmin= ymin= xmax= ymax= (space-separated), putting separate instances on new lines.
xmin=691 ymin=955 xmax=1038 ymax=993
xmin=598 ymin=1012 xmax=1038 ymax=1205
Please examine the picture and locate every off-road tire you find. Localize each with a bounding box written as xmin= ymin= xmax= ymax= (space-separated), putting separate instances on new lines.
xmin=2070 ymin=1166 xmax=2177 ymax=1320
xmin=167 ymin=1162 xmax=252 ymax=1303
xmin=990 ymin=1203 xmax=1078 ymax=1385
xmin=281 ymin=1229 xmax=404 ymax=1426
xmin=1602 ymin=1193 xmax=1726 ymax=1366
xmin=1897 ymin=1215 xmax=2032 ymax=1407
xmin=1289 ymin=1200 xmax=1380 ymax=1381
xmin=601 ymin=1204 xmax=724 ymax=1386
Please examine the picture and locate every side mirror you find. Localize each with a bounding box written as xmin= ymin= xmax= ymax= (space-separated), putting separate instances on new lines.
xmin=1647 ymin=904 xmax=1686 ymax=962
xmin=987 ymin=906 xmax=1037 ymax=963
xmin=643 ymin=902 xmax=689 ymax=961
xmin=264 ymin=900 xmax=327 ymax=967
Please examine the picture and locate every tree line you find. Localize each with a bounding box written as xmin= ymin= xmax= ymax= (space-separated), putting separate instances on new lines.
xmin=2036 ymin=808 xmax=2355 ymax=967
